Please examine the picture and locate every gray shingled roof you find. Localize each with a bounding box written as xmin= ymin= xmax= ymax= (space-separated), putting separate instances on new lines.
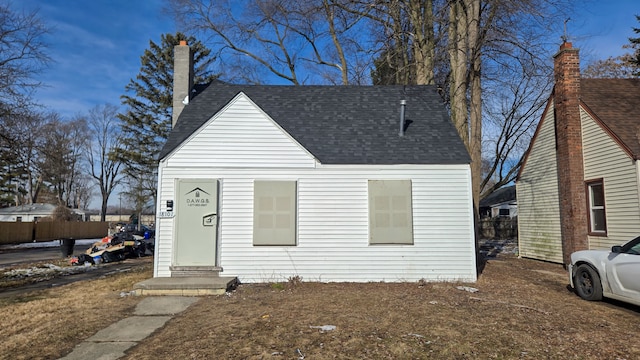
xmin=479 ymin=185 xmax=516 ymax=208
xmin=159 ymin=84 xmax=470 ymax=164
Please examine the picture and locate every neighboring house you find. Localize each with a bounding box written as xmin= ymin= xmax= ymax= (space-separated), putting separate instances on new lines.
xmin=517 ymin=42 xmax=640 ymax=264
xmin=0 ymin=203 xmax=87 ymax=222
xmin=479 ymin=185 xmax=517 ymax=219
xmin=0 ymin=203 xmax=56 ymax=222
xmin=153 ymin=41 xmax=476 ymax=283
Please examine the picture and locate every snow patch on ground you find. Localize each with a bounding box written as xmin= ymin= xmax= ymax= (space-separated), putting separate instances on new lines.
xmin=3 ymin=262 xmax=96 ymax=280
xmin=0 ymin=239 xmax=102 ymax=280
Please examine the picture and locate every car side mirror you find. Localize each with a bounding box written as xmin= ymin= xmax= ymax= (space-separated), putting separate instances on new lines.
xmin=611 ymin=245 xmax=622 ymax=253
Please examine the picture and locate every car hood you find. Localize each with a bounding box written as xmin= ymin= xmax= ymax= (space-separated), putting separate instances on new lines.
xmin=570 ymin=249 xmax=611 ymax=264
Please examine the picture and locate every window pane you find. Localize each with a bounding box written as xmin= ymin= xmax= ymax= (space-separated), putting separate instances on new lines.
xmin=392 ymin=196 xmax=406 ymax=210
xmin=275 ymin=214 xmax=290 ymax=228
xmin=392 ymin=213 xmax=407 ymax=227
xmin=259 ymin=197 xmax=273 ymax=211
xmin=376 ymin=213 xmax=390 ymax=227
xmin=591 ymin=184 xmax=604 ymax=206
xmin=375 ymin=195 xmax=390 ymax=210
xmin=592 ymin=209 xmax=606 ymax=232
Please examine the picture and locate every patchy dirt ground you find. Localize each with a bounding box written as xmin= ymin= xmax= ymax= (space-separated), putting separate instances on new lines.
xmin=1 ymin=251 xmax=639 ymax=360
xmin=122 ymin=254 xmax=639 ymax=360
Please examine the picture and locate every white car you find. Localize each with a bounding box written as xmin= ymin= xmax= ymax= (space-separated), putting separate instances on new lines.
xmin=569 ymin=236 xmax=640 ymax=306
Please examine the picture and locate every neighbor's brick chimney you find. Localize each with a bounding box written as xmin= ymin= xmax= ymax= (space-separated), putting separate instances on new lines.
xmin=553 ymin=42 xmax=588 ymax=264
xmin=172 ymin=40 xmax=194 ymax=128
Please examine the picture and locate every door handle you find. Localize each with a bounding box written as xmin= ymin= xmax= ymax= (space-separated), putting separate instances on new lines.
xmin=203 ymin=214 xmax=217 ymax=226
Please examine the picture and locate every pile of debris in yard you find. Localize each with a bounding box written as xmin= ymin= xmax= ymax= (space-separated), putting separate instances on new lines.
xmin=478 ymin=238 xmax=518 ymax=258
xmin=71 ymin=226 xmax=154 ymax=266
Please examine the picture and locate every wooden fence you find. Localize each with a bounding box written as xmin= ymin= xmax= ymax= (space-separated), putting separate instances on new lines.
xmin=479 ymin=217 xmax=518 ymax=240
xmin=0 ymin=221 xmax=109 ymax=245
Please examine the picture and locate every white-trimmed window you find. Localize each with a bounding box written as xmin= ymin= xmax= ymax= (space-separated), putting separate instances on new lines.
xmin=253 ymin=180 xmax=297 ymax=246
xmin=586 ymin=179 xmax=607 ymax=235
xmin=368 ymin=180 xmax=413 ymax=245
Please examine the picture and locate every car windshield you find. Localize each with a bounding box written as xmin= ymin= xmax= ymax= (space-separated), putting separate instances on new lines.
xmin=622 ymin=236 xmax=640 ymax=254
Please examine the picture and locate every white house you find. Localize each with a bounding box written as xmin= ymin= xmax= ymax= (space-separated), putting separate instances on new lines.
xmin=0 ymin=203 xmax=87 ymax=222
xmin=479 ymin=185 xmax=517 ymax=219
xmin=152 ymin=42 xmax=476 ymax=283
xmin=0 ymin=203 xmax=57 ymax=222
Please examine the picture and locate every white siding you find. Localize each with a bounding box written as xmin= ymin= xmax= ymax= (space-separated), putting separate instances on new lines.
xmin=166 ymin=93 xmax=317 ymax=168
xmin=156 ymin=93 xmax=475 ymax=282
xmin=517 ymin=102 xmax=563 ymax=263
xmin=156 ymin=165 xmax=475 ymax=282
xmin=581 ymin=109 xmax=640 ymax=249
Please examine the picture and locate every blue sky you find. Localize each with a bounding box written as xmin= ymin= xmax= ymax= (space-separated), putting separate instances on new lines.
xmin=13 ymin=0 xmax=640 ymax=209
xmin=19 ymin=0 xmax=176 ymax=118
xmin=17 ymin=0 xmax=640 ymax=119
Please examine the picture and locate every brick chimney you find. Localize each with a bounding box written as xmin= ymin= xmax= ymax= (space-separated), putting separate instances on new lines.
xmin=553 ymin=42 xmax=588 ymax=264
xmin=172 ymin=40 xmax=194 ymax=128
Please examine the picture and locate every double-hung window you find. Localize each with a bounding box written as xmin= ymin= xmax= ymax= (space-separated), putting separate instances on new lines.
xmin=586 ymin=179 xmax=606 ymax=235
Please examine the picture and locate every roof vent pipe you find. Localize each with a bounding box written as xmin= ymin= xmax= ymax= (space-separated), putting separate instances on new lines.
xmin=399 ymin=99 xmax=406 ymax=136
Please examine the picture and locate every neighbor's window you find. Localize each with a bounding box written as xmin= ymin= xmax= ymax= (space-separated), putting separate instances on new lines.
xmin=368 ymin=180 xmax=413 ymax=245
xmin=253 ymin=180 xmax=297 ymax=246
xmin=498 ymin=208 xmax=510 ymax=217
xmin=586 ymin=180 xmax=607 ymax=234
xmin=16 ymin=216 xmax=22 ymax=222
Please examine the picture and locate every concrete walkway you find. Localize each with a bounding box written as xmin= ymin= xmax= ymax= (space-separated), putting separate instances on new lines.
xmin=60 ymin=296 xmax=199 ymax=360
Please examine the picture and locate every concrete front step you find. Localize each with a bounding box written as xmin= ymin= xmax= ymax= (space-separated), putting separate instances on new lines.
xmin=133 ymin=276 xmax=238 ymax=296
xmin=170 ymin=266 xmax=223 ymax=277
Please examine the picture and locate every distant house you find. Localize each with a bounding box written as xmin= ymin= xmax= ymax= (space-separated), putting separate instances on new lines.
xmin=517 ymin=42 xmax=640 ymax=264
xmin=151 ymin=42 xmax=477 ymax=283
xmin=479 ymin=185 xmax=517 ymax=219
xmin=0 ymin=204 xmax=87 ymax=222
xmin=0 ymin=203 xmax=57 ymax=222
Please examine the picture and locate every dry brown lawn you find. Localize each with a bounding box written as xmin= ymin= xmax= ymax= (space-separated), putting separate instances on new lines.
xmin=1 ymin=254 xmax=639 ymax=360
xmin=0 ymin=260 xmax=152 ymax=360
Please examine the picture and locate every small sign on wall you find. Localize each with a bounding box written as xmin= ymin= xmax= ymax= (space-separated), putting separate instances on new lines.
xmin=159 ymin=211 xmax=175 ymax=218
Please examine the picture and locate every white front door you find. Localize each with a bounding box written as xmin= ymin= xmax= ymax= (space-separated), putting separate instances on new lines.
xmin=174 ymin=179 xmax=218 ymax=266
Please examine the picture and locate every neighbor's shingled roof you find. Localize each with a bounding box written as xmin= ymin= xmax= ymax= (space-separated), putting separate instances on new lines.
xmin=159 ymin=84 xmax=470 ymax=165
xmin=479 ymin=185 xmax=516 ymax=208
xmin=581 ymin=78 xmax=640 ymax=159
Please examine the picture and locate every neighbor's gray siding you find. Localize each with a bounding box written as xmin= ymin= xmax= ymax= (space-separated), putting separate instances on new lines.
xmin=155 ymin=93 xmax=476 ymax=282
xmin=517 ymin=101 xmax=563 ymax=263
xmin=581 ymin=108 xmax=640 ymax=248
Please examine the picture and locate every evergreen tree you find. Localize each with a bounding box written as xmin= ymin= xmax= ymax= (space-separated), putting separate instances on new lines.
xmin=116 ymin=32 xmax=217 ymax=212
xmin=628 ymin=15 xmax=640 ymax=76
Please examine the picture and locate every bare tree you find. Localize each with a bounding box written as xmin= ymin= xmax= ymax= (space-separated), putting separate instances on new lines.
xmin=39 ymin=116 xmax=89 ymax=207
xmin=0 ymin=109 xmax=47 ymax=205
xmin=481 ymin=59 xmax=553 ymax=197
xmin=0 ymin=2 xmax=50 ymax=205
xmin=86 ymin=104 xmax=123 ymax=220
xmin=68 ymin=173 xmax=93 ymax=210
xmin=0 ymin=2 xmax=50 ymax=115
xmin=170 ymin=0 xmax=575 ymax=210
xmin=169 ymin=0 xmax=366 ymax=84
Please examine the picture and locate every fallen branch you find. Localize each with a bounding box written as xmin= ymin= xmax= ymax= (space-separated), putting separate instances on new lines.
xmin=469 ymin=296 xmax=551 ymax=315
